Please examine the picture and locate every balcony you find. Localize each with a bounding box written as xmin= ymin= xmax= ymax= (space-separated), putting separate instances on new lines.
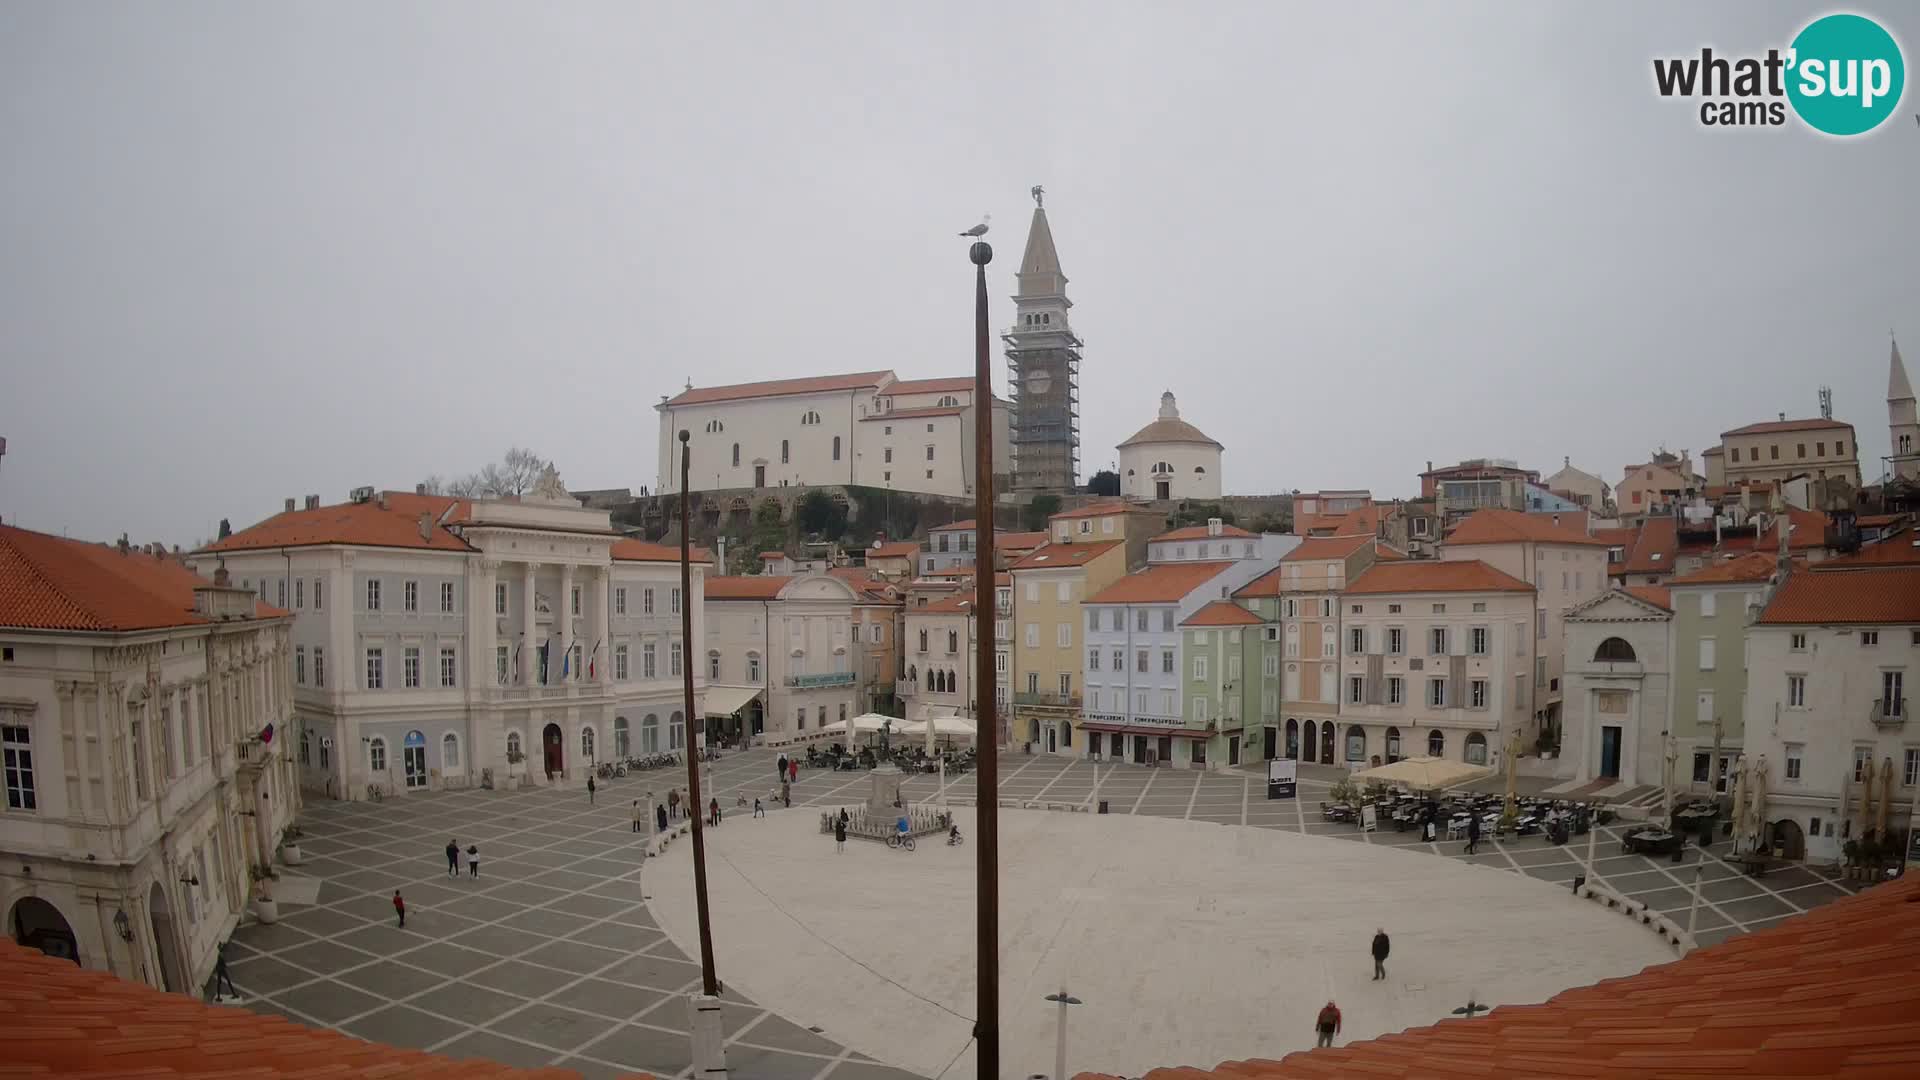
xmin=1013 ymin=691 xmax=1082 ymax=710
xmin=786 ymin=671 xmax=856 ymax=689
xmin=1871 ymin=697 xmax=1907 ymax=730
xmin=896 ymin=678 xmax=918 ymax=698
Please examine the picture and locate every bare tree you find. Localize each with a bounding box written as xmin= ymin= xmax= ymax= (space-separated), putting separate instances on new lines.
xmin=431 ymin=448 xmax=551 ymax=499
xmin=418 ymin=474 xmax=448 ymax=496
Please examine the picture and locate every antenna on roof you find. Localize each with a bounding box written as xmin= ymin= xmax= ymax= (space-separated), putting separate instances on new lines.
xmin=1818 ymin=385 xmax=1833 ymax=420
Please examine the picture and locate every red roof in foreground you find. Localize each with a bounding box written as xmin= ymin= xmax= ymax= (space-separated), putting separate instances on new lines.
xmin=1075 ymin=872 xmax=1920 ymax=1080
xmin=0 ymin=939 xmax=649 ymax=1079
xmin=1757 ymin=565 xmax=1920 ymax=625
xmin=2 ymin=525 xmax=283 ymax=632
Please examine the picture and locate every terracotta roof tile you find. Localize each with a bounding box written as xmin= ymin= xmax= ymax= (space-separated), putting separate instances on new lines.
xmin=1118 ymin=416 xmax=1222 ymax=449
xmin=1086 ymin=561 xmax=1236 ymax=604
xmin=929 ymin=520 xmax=977 ymax=532
xmin=202 ymin=492 xmax=476 ymax=554
xmin=996 ymin=531 xmax=1050 ymax=551
xmin=1073 ymin=873 xmax=1920 ymax=1080
xmin=884 ymin=376 xmax=974 ymax=395
xmin=1280 ymin=534 xmax=1376 ymax=562
xmin=1715 ymin=507 xmax=1830 ymax=555
xmin=1049 ymin=499 xmax=1143 ymax=521
xmin=1231 ymin=566 xmax=1283 ymax=599
xmin=1757 ymin=565 xmax=1920 ymax=624
xmin=1153 ymin=524 xmax=1255 ymax=542
xmin=1296 ymin=504 xmax=1380 ymax=538
xmin=661 ymin=370 xmax=892 ymax=407
xmin=1622 ymin=584 xmax=1672 ymax=611
xmin=609 ymin=538 xmax=711 ymax=564
xmin=1347 ymin=560 xmax=1533 ymax=595
xmin=1818 ymin=527 xmax=1920 ymax=568
xmin=1721 ymin=417 xmax=1853 ymax=436
xmin=0 ymin=940 xmax=652 ymax=1079
xmin=705 ymin=575 xmax=793 ymax=600
xmin=1444 ymin=509 xmax=1609 ymax=547
xmin=867 ymin=541 xmax=921 ymax=559
xmin=1620 ymin=516 xmax=1678 ymax=575
xmin=1668 ymin=552 xmax=1779 ymax=586
xmin=1181 ymin=600 xmax=1263 ymax=627
xmin=1009 ymin=539 xmax=1124 ymax=570
xmin=1 ymin=525 xmax=283 ymax=632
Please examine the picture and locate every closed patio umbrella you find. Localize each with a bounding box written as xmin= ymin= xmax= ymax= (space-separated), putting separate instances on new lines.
xmin=1728 ymin=756 xmax=1748 ymax=853
xmin=1745 ymin=756 xmax=1768 ymax=853
xmin=1877 ymin=757 xmax=1895 ymax=839
xmin=1859 ymin=762 xmax=1876 ymax=842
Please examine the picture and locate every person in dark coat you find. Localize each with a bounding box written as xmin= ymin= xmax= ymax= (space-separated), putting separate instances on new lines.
xmin=445 ymin=839 xmax=460 ymax=877
xmin=834 ymin=814 xmax=847 ymax=852
xmin=1315 ymin=1001 xmax=1340 ymax=1048
xmin=392 ymin=890 xmax=406 ymax=928
xmin=777 ymin=753 xmax=789 ymax=787
xmin=1466 ymin=813 xmax=1482 ymax=855
xmin=466 ymin=844 xmax=480 ymax=878
xmin=656 ymin=800 xmax=668 ymax=833
xmin=1371 ymin=928 xmax=1390 ymax=980
xmin=587 ymin=775 xmax=597 ymax=805
xmin=212 ymin=941 xmax=236 ymax=999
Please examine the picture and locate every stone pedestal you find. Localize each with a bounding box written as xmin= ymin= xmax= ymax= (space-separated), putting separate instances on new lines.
xmin=687 ymin=992 xmax=729 ymax=1078
xmin=868 ymin=765 xmax=907 ymax=817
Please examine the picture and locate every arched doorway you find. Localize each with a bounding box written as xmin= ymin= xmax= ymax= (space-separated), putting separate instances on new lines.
xmin=1302 ymin=721 xmax=1317 ymax=763
xmin=1029 ymin=718 xmax=1041 ymax=745
xmin=1344 ymin=725 xmax=1366 ymax=765
xmin=1385 ymin=727 xmax=1402 ymax=763
xmin=1319 ymin=723 xmax=1336 ymax=764
xmin=1464 ymin=732 xmax=1488 ymax=765
xmin=10 ymin=896 xmax=78 ymax=964
xmin=668 ymin=712 xmax=685 ymax=750
xmin=148 ymin=882 xmax=184 ymax=993
xmin=1285 ymin=719 xmax=1299 ymax=759
xmin=1769 ymin=819 xmax=1806 ymax=860
xmin=402 ymin=730 xmax=428 ymax=790
xmin=1046 ymin=724 xmax=1056 ymax=753
xmin=1427 ymin=729 xmax=1445 ymax=757
xmin=1059 ymin=720 xmax=1072 ymax=751
xmin=613 ymin=716 xmax=630 ymax=759
xmin=541 ymin=722 xmax=563 ymax=779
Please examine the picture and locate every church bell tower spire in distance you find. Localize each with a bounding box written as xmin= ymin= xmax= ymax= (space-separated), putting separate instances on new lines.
xmin=1003 ymin=186 xmax=1082 ymax=494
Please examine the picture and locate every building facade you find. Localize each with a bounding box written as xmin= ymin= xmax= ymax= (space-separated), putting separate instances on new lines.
xmin=2 ymin=526 xmax=296 ymax=996
xmin=1010 ymin=540 xmax=1127 ymax=756
xmin=1562 ymin=586 xmax=1674 ymax=789
xmin=195 ymin=481 xmax=706 ymax=799
xmin=1617 ymin=451 xmax=1701 ymax=519
xmin=1118 ymin=392 xmax=1223 ymax=501
xmin=704 ymin=573 xmax=858 ymax=746
xmin=1667 ymin=553 xmax=1781 ymax=797
xmin=1544 ymin=457 xmax=1614 ymax=514
xmin=1711 ymin=417 xmax=1860 ymax=489
xmin=1421 ymin=460 xmax=1540 ymax=523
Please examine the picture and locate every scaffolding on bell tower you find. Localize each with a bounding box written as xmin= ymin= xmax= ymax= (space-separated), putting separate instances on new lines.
xmin=1003 ymin=191 xmax=1081 ymax=494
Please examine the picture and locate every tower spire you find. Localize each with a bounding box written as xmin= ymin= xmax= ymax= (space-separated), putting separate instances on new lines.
xmin=1003 ymin=190 xmax=1081 ymax=494
xmin=1891 ymin=333 xmax=1913 ymax=403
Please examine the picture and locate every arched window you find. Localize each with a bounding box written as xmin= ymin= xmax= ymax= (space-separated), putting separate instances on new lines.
xmin=1302 ymin=720 xmax=1317 ymax=763
xmin=781 ymin=439 xmax=790 ymax=464
xmin=918 ymin=628 xmax=929 ymax=652
xmin=1041 ymin=313 xmax=1050 ymax=324
xmin=1345 ymin=725 xmax=1366 ymax=762
xmin=1285 ymin=718 xmax=1299 ymax=758
xmin=1594 ymin=637 xmax=1637 ymax=662
xmin=732 ymin=443 xmax=740 ymax=467
xmin=506 ymin=731 xmax=522 ymax=759
xmin=1195 ymin=466 xmax=1206 ymax=474
xmin=1427 ymin=729 xmax=1445 ymax=757
xmin=907 ymin=664 xmax=917 ymax=684
xmin=832 ymin=435 xmax=841 ymax=461
xmin=947 ymin=629 xmax=959 ymax=653
xmin=614 ymin=716 xmax=630 ymax=758
xmin=581 ymin=726 xmax=596 ymax=760
xmin=368 ymin=737 xmax=387 ymax=773
xmin=642 ymin=714 xmax=660 ymax=753
xmin=668 ymin=711 xmax=685 ymax=750
xmin=1385 ymin=726 xmax=1402 ymax=763
xmin=1464 ymin=731 xmax=1488 ymax=765
xmin=708 ymin=650 xmax=721 ymax=680
xmin=442 ymin=732 xmax=461 ymax=770
xmin=1060 ymin=721 xmax=1072 ymax=748
xmin=747 ymin=651 xmax=762 ymax=682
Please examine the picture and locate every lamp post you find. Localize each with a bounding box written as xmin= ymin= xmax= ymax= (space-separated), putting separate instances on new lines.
xmin=969 ymin=235 xmax=1001 ymax=1080
xmin=678 ymin=429 xmax=727 ymax=1078
xmin=1044 ymin=988 xmax=1082 ymax=1080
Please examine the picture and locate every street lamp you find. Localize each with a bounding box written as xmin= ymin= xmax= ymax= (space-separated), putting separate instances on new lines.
xmin=1044 ymin=988 xmax=1082 ymax=1080
xmin=113 ymin=908 xmax=132 ymax=942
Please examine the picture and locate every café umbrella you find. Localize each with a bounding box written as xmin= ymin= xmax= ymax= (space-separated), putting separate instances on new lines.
xmin=1728 ymin=756 xmax=1748 ymax=853
xmin=1877 ymin=756 xmax=1895 ymax=837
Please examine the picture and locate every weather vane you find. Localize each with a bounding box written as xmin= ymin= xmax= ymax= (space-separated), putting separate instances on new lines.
xmin=1031 ymin=184 xmax=1044 ymax=208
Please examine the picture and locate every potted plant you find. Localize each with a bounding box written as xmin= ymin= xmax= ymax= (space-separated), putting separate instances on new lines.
xmin=250 ymin=864 xmax=280 ymax=924
xmin=279 ymin=824 xmax=305 ymax=867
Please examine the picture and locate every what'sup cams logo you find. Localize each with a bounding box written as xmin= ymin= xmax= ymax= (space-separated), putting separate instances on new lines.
xmin=1654 ymin=12 xmax=1906 ymax=135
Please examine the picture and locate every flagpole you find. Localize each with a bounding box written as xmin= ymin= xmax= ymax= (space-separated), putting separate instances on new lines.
xmin=967 ymin=235 xmax=1000 ymax=1080
xmin=679 ymin=430 xmax=723 ymax=996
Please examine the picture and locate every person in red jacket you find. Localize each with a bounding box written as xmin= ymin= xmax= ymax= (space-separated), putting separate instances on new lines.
xmin=1314 ymin=1000 xmax=1341 ymax=1048
xmin=392 ymin=890 xmax=406 ymax=928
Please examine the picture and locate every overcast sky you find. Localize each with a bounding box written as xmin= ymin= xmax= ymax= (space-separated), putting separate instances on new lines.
xmin=2 ymin=1 xmax=1914 ymax=546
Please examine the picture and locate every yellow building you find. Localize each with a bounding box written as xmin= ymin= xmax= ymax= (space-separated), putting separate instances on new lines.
xmin=1008 ymin=538 xmax=1127 ymax=754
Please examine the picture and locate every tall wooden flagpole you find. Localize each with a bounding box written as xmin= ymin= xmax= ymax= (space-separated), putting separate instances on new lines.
xmin=968 ymin=237 xmax=1000 ymax=1079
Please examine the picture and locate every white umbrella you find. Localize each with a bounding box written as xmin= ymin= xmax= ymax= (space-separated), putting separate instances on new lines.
xmin=1745 ymin=756 xmax=1768 ymax=854
xmin=1728 ymin=756 xmax=1749 ymax=854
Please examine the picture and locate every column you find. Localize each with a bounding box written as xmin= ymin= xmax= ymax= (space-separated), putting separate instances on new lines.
xmin=478 ymin=559 xmax=500 ymax=688
xmin=521 ymin=562 xmax=538 ymax=685
xmin=559 ymin=564 xmax=575 ymax=685
xmin=595 ymin=566 xmax=613 ymax=686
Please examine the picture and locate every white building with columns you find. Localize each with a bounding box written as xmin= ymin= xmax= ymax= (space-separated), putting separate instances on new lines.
xmin=2 ymin=525 xmax=296 ymax=996
xmin=192 ymin=473 xmax=706 ymax=802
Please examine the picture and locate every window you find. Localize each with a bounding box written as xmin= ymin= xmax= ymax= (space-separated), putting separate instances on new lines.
xmin=671 ymin=588 xmax=682 ymax=615
xmin=404 ymin=647 xmax=420 ymax=688
xmin=1136 ymin=649 xmax=1149 ymax=673
xmin=1024 ymin=624 xmax=1037 ymax=647
xmin=1471 ymin=626 xmax=1488 ymax=656
xmin=404 ymin=580 xmax=418 ymax=612
xmin=440 ymin=647 xmax=457 ymax=687
xmin=1882 ymin=670 xmax=1904 ymax=715
xmin=1088 ymin=648 xmax=1101 ymax=672
xmin=1430 ymin=627 xmax=1448 ymax=655
xmin=571 ymin=585 xmax=581 ymax=616
xmin=1427 ymin=729 xmax=1444 ymax=757
xmin=1348 ymin=676 xmax=1364 ymax=704
xmin=670 ymin=642 xmax=682 ymax=676
xmin=1112 ymin=649 xmax=1124 ymax=672
xmin=441 ymin=582 xmax=455 ymax=613
xmin=1785 ymin=743 xmax=1803 ymax=780
xmin=1349 ymin=627 xmax=1365 ymax=654
xmin=781 ymin=439 xmax=790 ymax=463
xmin=919 ymin=628 xmax=930 ymax=653
xmin=1837 ymin=439 xmax=1846 ymax=454
xmin=314 ymin=646 xmax=326 ymax=687
xmin=1286 ymin=599 xmax=1296 ymax=618
xmin=1470 ymin=679 xmax=1487 ymax=708
xmin=1428 ymin=678 xmax=1447 ymax=707
xmin=294 ymin=578 xmax=304 ymax=609
xmin=277 ymin=579 xmax=286 ymax=607
xmin=1906 ymin=747 xmax=1920 ymax=788
xmin=708 ymin=651 xmax=721 ymax=679
xmin=1699 ymin=637 xmax=1716 ymax=671
xmin=1788 ymin=674 xmax=1806 ymax=708
xmin=1162 ymin=649 xmax=1175 ymax=673
xmin=1027 ymin=672 xmax=1039 ymax=694
xmin=368 ymin=737 xmax=386 ymax=774
xmin=1136 ymin=610 xmax=1150 ymax=631
xmin=1769 ymin=444 xmax=1779 ymax=460
xmin=1055 ymin=624 xmax=1070 ymax=648
xmin=1191 ymin=697 xmax=1210 ymax=723
xmin=643 ymin=643 xmax=657 ymax=679
xmin=884 ymin=447 xmax=893 ymax=464
xmin=614 ymin=587 xmax=627 ymax=615
xmin=1387 ymin=604 xmax=1401 ymax=614
xmin=833 ymin=436 xmax=841 ymax=461
xmin=366 ymin=648 xmax=385 ymax=689
xmin=1790 ymin=631 xmax=1807 ymax=651
xmin=1471 ymin=602 xmax=1485 ymax=613
xmin=1087 ymin=609 xmax=1099 ymax=633
xmin=1730 ymin=447 xmax=1740 ymax=463
xmin=1700 ymin=591 xmax=1716 ymax=618
xmin=366 ymin=579 xmax=381 ymax=611
xmin=3 ymin=724 xmax=35 ymax=810
xmin=1431 ymin=603 xmax=1446 ymax=614
xmin=582 ymin=727 xmax=596 ymax=760
xmin=1854 ymin=745 xmax=1873 ymax=782
xmin=1536 ymin=610 xmax=1546 ymax=639
xmin=443 ymin=733 xmax=461 ymax=769
xmin=747 ymin=653 xmax=761 ymax=682
xmin=926 ymin=445 xmax=935 ymax=461
xmin=494 ymin=582 xmax=508 ymax=615
xmin=1387 ymin=627 xmax=1404 ymax=655
xmin=295 ymin=646 xmax=307 ymax=685
xmin=1535 ymin=657 xmax=1546 ymax=688
xmin=643 ymin=588 xmax=655 ymax=614
xmin=1162 ymin=610 xmax=1175 ymax=632
xmin=1862 ymin=630 xmax=1880 ymax=646
xmin=1059 ymin=673 xmax=1072 ymax=696
xmin=1387 ymin=676 xmax=1403 ymax=705
xmin=1193 ymin=656 xmax=1208 ymax=680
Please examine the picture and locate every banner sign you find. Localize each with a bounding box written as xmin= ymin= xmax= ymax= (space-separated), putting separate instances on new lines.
xmin=1267 ymin=758 xmax=1297 ymax=800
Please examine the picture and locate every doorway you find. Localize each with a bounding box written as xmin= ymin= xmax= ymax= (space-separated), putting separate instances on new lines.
xmin=754 ymin=465 xmax=766 ymax=487
xmin=1046 ymin=726 xmax=1057 ymax=753
xmin=542 ymin=722 xmax=564 ymax=779
xmin=1157 ymin=735 xmax=1173 ymax=763
xmin=1132 ymin=735 xmax=1147 ymax=764
xmin=1769 ymin=818 xmax=1806 ymax=860
xmin=1319 ymin=723 xmax=1335 ymax=764
xmin=1228 ymin=736 xmax=1240 ymax=766
xmin=1155 ymin=480 xmax=1170 ymax=500
xmin=10 ymin=896 xmax=78 ymax=965
xmin=148 ymin=882 xmax=183 ymax=993
xmin=1599 ymin=725 xmax=1622 ymax=780
xmin=1263 ymin=727 xmax=1277 ymax=760
xmin=1285 ymin=719 xmax=1299 ymax=759
xmin=402 ymin=730 xmax=428 ymax=790
xmin=1109 ymin=733 xmax=1123 ymax=759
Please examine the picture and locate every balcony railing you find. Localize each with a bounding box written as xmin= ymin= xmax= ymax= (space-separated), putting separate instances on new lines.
xmin=896 ymin=678 xmax=917 ymax=698
xmin=1871 ymin=697 xmax=1907 ymax=729
xmin=1013 ymin=691 xmax=1082 ymax=709
xmin=787 ymin=671 xmax=857 ymax=689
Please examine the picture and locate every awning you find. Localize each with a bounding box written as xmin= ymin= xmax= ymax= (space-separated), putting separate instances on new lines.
xmin=1350 ymin=755 xmax=1492 ymax=790
xmin=1079 ymin=723 xmax=1209 ymax=739
xmin=703 ymin=684 xmax=763 ymax=718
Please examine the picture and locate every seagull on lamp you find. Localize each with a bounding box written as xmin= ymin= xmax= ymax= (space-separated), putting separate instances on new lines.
xmin=958 ymin=213 xmax=990 ymax=238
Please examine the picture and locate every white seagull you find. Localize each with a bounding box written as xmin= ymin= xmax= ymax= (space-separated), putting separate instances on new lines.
xmin=959 ymin=213 xmax=991 ymax=238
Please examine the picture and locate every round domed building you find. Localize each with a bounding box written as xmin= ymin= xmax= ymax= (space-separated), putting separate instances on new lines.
xmin=1118 ymin=391 xmax=1222 ymax=501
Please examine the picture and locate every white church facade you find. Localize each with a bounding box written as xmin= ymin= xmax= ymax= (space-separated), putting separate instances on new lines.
xmin=1118 ymin=392 xmax=1223 ymax=501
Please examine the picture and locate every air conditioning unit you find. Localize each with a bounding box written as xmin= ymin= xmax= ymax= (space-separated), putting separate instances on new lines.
xmin=350 ymin=486 xmax=376 ymax=504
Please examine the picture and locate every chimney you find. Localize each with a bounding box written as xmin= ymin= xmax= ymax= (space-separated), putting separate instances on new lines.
xmin=416 ymin=483 xmax=427 ymax=495
xmin=305 ymin=495 xmax=320 ymax=510
xmin=117 ymin=534 xmax=129 ymax=555
xmin=377 ymin=493 xmax=389 ymax=511
xmin=717 ymin=535 xmax=728 ymax=570
xmin=1564 ymin=455 xmax=1570 ymax=468
xmin=1426 ymin=460 xmax=1433 ymax=473
xmin=1778 ymin=412 xmax=1786 ymax=422
xmin=285 ymin=497 xmax=296 ymax=513
xmin=1207 ymin=517 xmax=1223 ymax=537
xmin=419 ymin=512 xmax=433 ymax=541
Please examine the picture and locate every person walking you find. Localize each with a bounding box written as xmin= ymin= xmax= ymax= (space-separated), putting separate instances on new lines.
xmin=753 ymin=797 xmax=765 ymax=818
xmin=1371 ymin=928 xmax=1391 ymax=981
xmin=789 ymin=758 xmax=799 ymax=784
xmin=656 ymin=799 xmax=668 ymax=833
xmin=211 ymin=941 xmax=237 ymax=1000
xmin=668 ymin=788 xmax=680 ymax=821
xmin=445 ymin=839 xmax=460 ymax=878
xmin=631 ymin=800 xmax=644 ymax=833
xmin=392 ymin=890 xmax=406 ymax=928
xmin=777 ymin=753 xmax=789 ymax=788
xmin=1314 ymin=1000 xmax=1341 ymax=1048
xmin=709 ymin=797 xmax=720 ymax=826
xmin=1466 ymin=813 xmax=1482 ymax=856
xmin=781 ymin=780 xmax=791 ymax=808
xmin=834 ymin=813 xmax=847 ymax=852
xmin=466 ymin=844 xmax=480 ymax=878
xmin=587 ymin=775 xmax=597 ymax=805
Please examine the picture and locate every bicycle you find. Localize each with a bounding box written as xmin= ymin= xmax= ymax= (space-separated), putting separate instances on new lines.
xmin=886 ymin=833 xmax=916 ymax=851
xmin=366 ymin=784 xmax=384 ymax=803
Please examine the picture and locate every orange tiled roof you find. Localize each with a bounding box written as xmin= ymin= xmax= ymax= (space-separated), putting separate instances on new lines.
xmin=662 ymin=370 xmax=892 ymax=407
xmin=867 ymin=541 xmax=921 ymax=560
xmin=1346 ymin=560 xmax=1533 ymax=595
xmin=1181 ymin=599 xmax=1263 ymax=627
xmin=1622 ymin=584 xmax=1673 ymax=611
xmin=1721 ymin=416 xmax=1853 ymax=436
xmin=1074 ymin=872 xmax=1920 ymax=1080
xmin=705 ymin=575 xmax=793 ymax=600
xmin=1668 ymin=552 xmax=1779 ymax=586
xmin=996 ymin=530 xmax=1050 ymax=551
xmin=1757 ymin=565 xmax=1920 ymax=625
xmin=202 ymin=492 xmax=476 ymax=554
xmin=1009 ymin=539 xmax=1124 ymax=571
xmin=1444 ymin=508 xmax=1609 ymax=547
xmin=861 ymin=405 xmax=966 ymax=421
xmin=1048 ymin=499 xmax=1140 ymax=521
xmin=0 ymin=939 xmax=647 ymax=1079
xmin=921 ymin=592 xmax=979 ymax=613
xmin=2 ymin=525 xmax=283 ymax=632
xmin=1374 ymin=544 xmax=1408 ymax=561
xmin=1857 ymin=513 xmax=1907 ymax=528
xmin=929 ymin=519 xmax=977 ymax=532
xmin=1281 ymin=534 xmax=1376 ymax=562
xmin=1717 ymin=507 xmax=1830 ymax=555
xmin=1153 ymin=523 xmax=1255 ymax=542
xmin=885 ymin=376 xmax=973 ymax=395
xmin=1621 ymin=515 xmax=1679 ymax=575
xmin=609 ymin=538 xmax=711 ymax=564
xmin=1086 ymin=561 xmax=1236 ymax=604
xmin=1818 ymin=527 xmax=1920 ymax=569
xmin=1297 ymin=503 xmax=1379 ymax=537
xmin=1231 ymin=566 xmax=1283 ymax=599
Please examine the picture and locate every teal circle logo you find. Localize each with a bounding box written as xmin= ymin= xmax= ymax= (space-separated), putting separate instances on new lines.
xmin=1786 ymin=13 xmax=1905 ymax=136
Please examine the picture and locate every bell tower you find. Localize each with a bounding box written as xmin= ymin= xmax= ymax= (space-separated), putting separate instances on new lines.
xmin=1002 ymin=187 xmax=1082 ymax=494
xmin=1889 ymin=335 xmax=1918 ymax=482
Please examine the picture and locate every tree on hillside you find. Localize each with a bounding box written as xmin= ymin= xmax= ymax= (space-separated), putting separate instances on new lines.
xmin=795 ymin=491 xmax=847 ymax=539
xmin=751 ymin=498 xmax=787 ymax=560
xmin=1086 ymin=470 xmax=1121 ymax=496
xmin=428 ymin=448 xmax=553 ymax=499
xmin=1023 ymin=494 xmax=1062 ymax=531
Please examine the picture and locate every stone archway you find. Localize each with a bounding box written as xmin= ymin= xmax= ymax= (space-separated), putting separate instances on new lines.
xmin=1302 ymin=720 xmax=1317 ymax=763
xmin=542 ymin=722 xmax=564 ymax=779
xmin=1769 ymin=818 xmax=1806 ymax=861
xmin=10 ymin=895 xmax=78 ymax=965
xmin=148 ymin=881 xmax=184 ymax=993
